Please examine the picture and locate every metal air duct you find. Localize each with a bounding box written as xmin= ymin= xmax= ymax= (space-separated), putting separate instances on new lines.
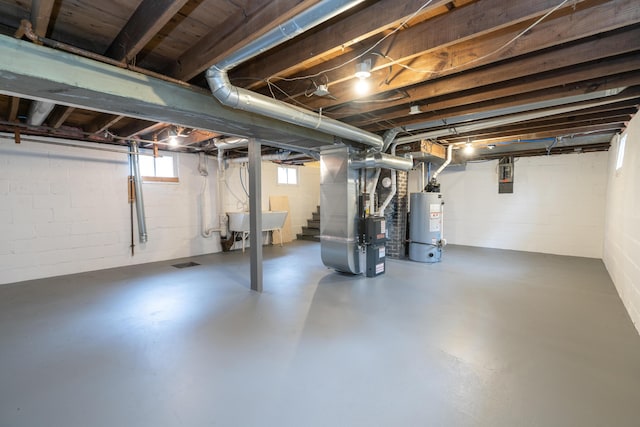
xmin=205 ymin=0 xmax=384 ymax=151
xmin=350 ymin=152 xmax=413 ymax=171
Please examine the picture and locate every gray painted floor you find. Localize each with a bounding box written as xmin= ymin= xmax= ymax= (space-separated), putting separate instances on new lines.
xmin=1 ymin=242 xmax=639 ymax=427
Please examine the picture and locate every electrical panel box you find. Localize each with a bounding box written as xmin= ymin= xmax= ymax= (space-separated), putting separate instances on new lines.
xmin=366 ymin=244 xmax=386 ymax=277
xmin=364 ymin=216 xmax=386 ymax=244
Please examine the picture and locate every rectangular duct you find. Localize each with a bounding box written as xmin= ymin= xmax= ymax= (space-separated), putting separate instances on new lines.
xmin=320 ymin=147 xmax=360 ymax=274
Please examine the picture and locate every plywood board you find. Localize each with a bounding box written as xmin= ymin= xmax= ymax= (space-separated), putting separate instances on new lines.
xmin=269 ymin=195 xmax=293 ymax=243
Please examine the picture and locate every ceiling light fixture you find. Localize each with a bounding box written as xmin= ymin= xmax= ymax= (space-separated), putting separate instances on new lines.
xmin=464 ymin=142 xmax=474 ymax=155
xmin=355 ymin=59 xmax=372 ymax=79
xmin=354 ymin=58 xmax=372 ymax=95
xmin=409 ymin=105 xmax=422 ymax=115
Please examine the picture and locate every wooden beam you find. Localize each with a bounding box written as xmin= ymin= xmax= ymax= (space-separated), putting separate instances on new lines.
xmin=167 ymin=0 xmax=321 ymax=81
xmin=8 ymin=96 xmax=19 ymax=122
xmin=87 ymin=114 xmax=125 ymax=134
xmin=447 ymin=115 xmax=631 ymax=142
xmin=257 ymin=0 xmax=590 ymax=100
xmin=337 ymin=31 xmax=640 ymax=126
xmin=356 ymin=80 xmax=640 ymax=132
xmin=351 ymin=56 xmax=640 ymax=130
xmin=446 ymin=124 xmax=625 ymax=145
xmin=104 ymin=0 xmax=190 ymax=62
xmin=293 ymin=0 xmax=640 ymax=110
xmin=236 ymin=0 xmax=454 ymax=90
xmin=47 ymin=105 xmax=75 ymax=128
xmin=181 ymin=129 xmax=220 ymax=146
xmin=30 ymin=0 xmax=55 ymax=38
xmin=119 ymin=121 xmax=168 ymax=138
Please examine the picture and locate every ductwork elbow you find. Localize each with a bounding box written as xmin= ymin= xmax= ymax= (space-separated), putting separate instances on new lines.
xmin=205 ymin=67 xmax=240 ymax=108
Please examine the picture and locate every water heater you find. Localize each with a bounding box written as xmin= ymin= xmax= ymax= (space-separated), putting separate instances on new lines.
xmin=409 ymin=192 xmax=445 ymax=263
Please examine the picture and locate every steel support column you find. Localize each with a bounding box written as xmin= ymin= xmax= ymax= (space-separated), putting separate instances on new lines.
xmin=248 ymin=138 xmax=263 ymax=292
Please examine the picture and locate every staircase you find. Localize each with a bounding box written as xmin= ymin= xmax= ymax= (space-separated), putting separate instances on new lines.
xmin=296 ymin=205 xmax=321 ymax=242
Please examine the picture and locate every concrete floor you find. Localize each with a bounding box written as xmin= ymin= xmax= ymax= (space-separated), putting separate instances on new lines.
xmin=1 ymin=242 xmax=639 ymax=427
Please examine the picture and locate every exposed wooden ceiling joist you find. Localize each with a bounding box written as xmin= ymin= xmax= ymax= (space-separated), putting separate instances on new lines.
xmin=288 ymin=0 xmax=640 ymax=110
xmin=30 ymin=0 xmax=54 ymax=38
xmin=167 ymin=0 xmax=322 ymax=81
xmin=104 ymin=0 xmax=191 ymax=62
xmin=236 ymin=0 xmax=454 ymax=89
xmin=47 ymin=105 xmax=75 ymax=129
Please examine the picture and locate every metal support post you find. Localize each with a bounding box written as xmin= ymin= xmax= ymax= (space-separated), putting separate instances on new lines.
xmin=248 ymin=138 xmax=263 ymax=292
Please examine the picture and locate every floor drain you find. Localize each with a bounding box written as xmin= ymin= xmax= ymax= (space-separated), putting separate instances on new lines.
xmin=172 ymin=261 xmax=200 ymax=269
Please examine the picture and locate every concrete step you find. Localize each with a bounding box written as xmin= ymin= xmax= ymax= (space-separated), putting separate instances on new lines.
xmin=307 ymin=219 xmax=320 ymax=229
xmin=312 ymin=212 xmax=320 ymax=221
xmin=296 ymin=233 xmax=321 ymax=242
xmin=301 ymin=226 xmax=320 ymax=236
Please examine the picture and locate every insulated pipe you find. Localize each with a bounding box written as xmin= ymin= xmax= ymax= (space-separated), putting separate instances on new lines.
xmin=226 ymin=151 xmax=309 ymax=164
xmin=350 ymin=152 xmax=413 ymax=171
xmin=214 ymin=137 xmax=249 ymax=150
xmin=27 ymin=100 xmax=55 ymax=126
xmin=205 ymin=0 xmax=383 ymax=151
xmin=130 ymin=140 xmax=148 ymax=243
xmin=217 ymin=147 xmax=228 ymax=237
xmin=432 ymin=144 xmax=453 ymax=180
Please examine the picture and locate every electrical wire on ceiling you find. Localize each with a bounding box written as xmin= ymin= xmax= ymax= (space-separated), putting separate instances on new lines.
xmin=382 ymin=0 xmax=572 ymax=75
xmin=267 ymin=0 xmax=572 ymax=86
xmin=266 ymin=0 xmax=436 ymax=85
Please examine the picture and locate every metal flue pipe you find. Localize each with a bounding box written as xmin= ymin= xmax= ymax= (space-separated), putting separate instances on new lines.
xmin=205 ymin=0 xmax=384 ymax=151
xmin=432 ymin=143 xmax=454 ymax=180
xmin=130 ymin=140 xmax=148 ymax=243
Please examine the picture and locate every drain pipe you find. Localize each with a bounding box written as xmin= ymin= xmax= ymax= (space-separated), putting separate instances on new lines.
xmin=198 ymin=153 xmax=221 ymax=238
xmin=130 ymin=140 xmax=148 ymax=243
xmin=205 ymin=0 xmax=384 ymax=151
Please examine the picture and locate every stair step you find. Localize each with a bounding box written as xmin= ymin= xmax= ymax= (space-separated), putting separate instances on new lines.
xmin=297 ymin=233 xmax=321 ymax=242
xmin=301 ymin=226 xmax=320 ymax=236
xmin=312 ymin=212 xmax=320 ymax=221
xmin=307 ymin=219 xmax=320 ymax=228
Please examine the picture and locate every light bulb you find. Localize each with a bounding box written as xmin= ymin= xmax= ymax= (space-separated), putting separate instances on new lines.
xmin=354 ymin=78 xmax=369 ymax=95
xmin=169 ymin=135 xmax=179 ymax=146
xmin=464 ymin=143 xmax=474 ymax=155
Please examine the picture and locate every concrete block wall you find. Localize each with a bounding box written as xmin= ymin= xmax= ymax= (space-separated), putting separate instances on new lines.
xmin=410 ymin=151 xmax=608 ymax=258
xmin=604 ymin=113 xmax=640 ymax=334
xmin=0 ymin=136 xmax=221 ymax=285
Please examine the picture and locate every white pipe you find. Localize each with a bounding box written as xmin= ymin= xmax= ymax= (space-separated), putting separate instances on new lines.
xmin=217 ymin=147 xmax=228 ymax=237
xmin=199 ymin=153 xmax=221 ymax=238
xmin=27 ymin=100 xmax=55 ymax=126
xmin=432 ymin=144 xmax=453 ymax=180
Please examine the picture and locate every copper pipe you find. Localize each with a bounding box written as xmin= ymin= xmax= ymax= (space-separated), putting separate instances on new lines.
xmin=17 ymin=20 xmax=190 ymax=88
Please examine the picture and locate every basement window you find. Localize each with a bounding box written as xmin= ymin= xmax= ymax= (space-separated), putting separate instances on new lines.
xmin=139 ymin=153 xmax=179 ymax=183
xmin=616 ymin=133 xmax=627 ymax=171
xmin=277 ymin=166 xmax=298 ymax=185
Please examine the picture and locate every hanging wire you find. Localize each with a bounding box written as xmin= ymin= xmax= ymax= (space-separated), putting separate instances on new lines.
xmin=267 ymin=0 xmax=570 ymax=84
